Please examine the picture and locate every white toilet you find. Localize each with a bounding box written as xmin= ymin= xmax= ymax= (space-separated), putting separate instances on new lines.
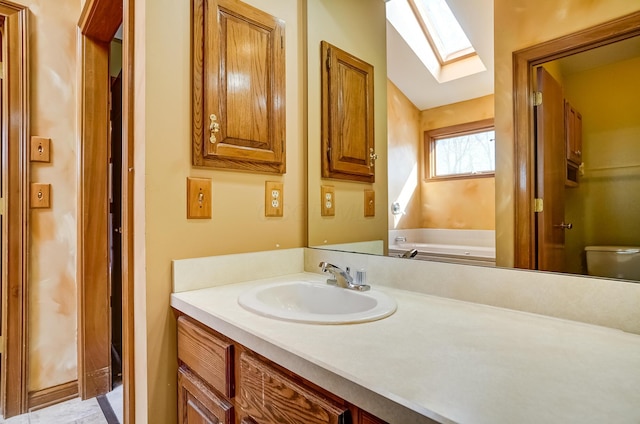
xmin=585 ymin=246 xmax=640 ymax=281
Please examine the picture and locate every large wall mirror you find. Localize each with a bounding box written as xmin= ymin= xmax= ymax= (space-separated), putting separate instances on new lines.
xmin=307 ymin=0 xmax=640 ymax=283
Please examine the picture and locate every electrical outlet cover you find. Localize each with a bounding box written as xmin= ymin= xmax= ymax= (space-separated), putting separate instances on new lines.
xmin=265 ymin=181 xmax=284 ymax=217
xmin=321 ymin=186 xmax=335 ymax=216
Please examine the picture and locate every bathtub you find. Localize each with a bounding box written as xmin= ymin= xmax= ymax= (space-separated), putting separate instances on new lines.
xmin=388 ymin=229 xmax=496 ymax=266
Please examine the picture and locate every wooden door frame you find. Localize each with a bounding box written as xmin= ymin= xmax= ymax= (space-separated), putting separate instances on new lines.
xmin=0 ymin=1 xmax=29 ymax=418
xmin=78 ymin=0 xmax=134 ymax=422
xmin=512 ymin=11 xmax=640 ymax=269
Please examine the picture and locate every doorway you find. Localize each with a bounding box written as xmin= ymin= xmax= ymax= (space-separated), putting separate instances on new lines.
xmin=513 ymin=11 xmax=640 ymax=271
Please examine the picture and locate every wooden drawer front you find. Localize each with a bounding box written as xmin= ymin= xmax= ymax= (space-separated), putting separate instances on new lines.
xmin=238 ymin=353 xmax=349 ymax=424
xmin=178 ymin=366 xmax=234 ymax=424
xmin=360 ymin=411 xmax=388 ymax=424
xmin=178 ymin=316 xmax=234 ymax=397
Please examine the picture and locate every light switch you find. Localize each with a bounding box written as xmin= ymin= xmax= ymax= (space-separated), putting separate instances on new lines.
xmin=30 ymin=136 xmax=51 ymax=162
xmin=321 ymin=186 xmax=335 ymax=216
xmin=30 ymin=183 xmax=51 ymax=208
xmin=364 ymin=190 xmax=375 ymax=217
xmin=265 ymin=181 xmax=284 ymax=217
xmin=187 ymin=177 xmax=211 ymax=219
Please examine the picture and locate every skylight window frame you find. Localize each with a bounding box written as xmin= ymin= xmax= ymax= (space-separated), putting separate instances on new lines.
xmin=407 ymin=0 xmax=477 ymax=66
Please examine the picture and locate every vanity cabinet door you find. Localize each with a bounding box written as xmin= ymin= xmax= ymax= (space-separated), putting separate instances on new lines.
xmin=238 ymin=353 xmax=350 ymax=424
xmin=178 ymin=366 xmax=235 ymax=424
xmin=359 ymin=411 xmax=388 ymax=424
xmin=321 ymin=41 xmax=375 ymax=183
xmin=193 ymin=0 xmax=286 ymax=173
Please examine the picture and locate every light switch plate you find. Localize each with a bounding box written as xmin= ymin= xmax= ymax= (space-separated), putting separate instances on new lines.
xmin=187 ymin=177 xmax=211 ymax=219
xmin=364 ymin=190 xmax=375 ymax=217
xmin=265 ymin=181 xmax=284 ymax=217
xmin=321 ymin=186 xmax=335 ymax=216
xmin=30 ymin=183 xmax=51 ymax=208
xmin=30 ymin=136 xmax=51 ymax=162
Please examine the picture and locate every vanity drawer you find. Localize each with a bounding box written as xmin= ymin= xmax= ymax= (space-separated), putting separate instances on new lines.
xmin=238 ymin=352 xmax=349 ymax=424
xmin=177 ymin=316 xmax=234 ymax=397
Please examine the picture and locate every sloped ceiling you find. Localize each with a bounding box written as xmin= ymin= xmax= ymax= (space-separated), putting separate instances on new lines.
xmin=386 ymin=0 xmax=494 ymax=110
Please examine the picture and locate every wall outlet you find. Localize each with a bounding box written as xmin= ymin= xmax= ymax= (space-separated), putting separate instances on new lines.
xmin=265 ymin=181 xmax=283 ymax=217
xmin=187 ymin=177 xmax=212 ymax=219
xmin=321 ymin=186 xmax=335 ymax=216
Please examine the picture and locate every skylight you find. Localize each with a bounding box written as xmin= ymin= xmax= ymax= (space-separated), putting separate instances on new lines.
xmin=386 ymin=0 xmax=485 ymax=83
xmin=412 ymin=0 xmax=474 ymax=63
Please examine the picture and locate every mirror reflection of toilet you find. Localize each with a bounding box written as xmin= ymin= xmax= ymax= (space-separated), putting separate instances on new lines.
xmin=585 ymin=246 xmax=640 ymax=281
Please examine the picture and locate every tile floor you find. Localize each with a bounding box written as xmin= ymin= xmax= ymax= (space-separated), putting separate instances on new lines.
xmin=0 ymin=384 xmax=123 ymax=424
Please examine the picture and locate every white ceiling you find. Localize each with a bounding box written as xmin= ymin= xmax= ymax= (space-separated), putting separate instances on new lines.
xmin=386 ymin=0 xmax=494 ymax=110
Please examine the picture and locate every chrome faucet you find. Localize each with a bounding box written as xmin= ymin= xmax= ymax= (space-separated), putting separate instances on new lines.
xmin=399 ymin=248 xmax=418 ymax=259
xmin=319 ymin=262 xmax=370 ymax=291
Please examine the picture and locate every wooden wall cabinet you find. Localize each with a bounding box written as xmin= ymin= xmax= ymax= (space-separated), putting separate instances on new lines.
xmin=193 ymin=0 xmax=286 ymax=174
xmin=321 ymin=41 xmax=376 ymax=183
xmin=565 ymin=100 xmax=582 ymax=166
xmin=565 ymin=100 xmax=583 ymax=186
xmin=176 ymin=314 xmax=389 ymax=424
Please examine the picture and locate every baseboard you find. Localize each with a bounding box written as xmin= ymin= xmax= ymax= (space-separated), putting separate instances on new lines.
xmin=28 ymin=380 xmax=79 ymax=412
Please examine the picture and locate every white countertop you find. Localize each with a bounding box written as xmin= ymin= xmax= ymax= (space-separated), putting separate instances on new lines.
xmin=170 ymin=272 xmax=640 ymax=424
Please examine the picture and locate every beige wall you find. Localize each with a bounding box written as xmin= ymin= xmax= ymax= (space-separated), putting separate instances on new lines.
xmin=25 ymin=0 xmax=81 ymax=393
xmin=134 ymin=0 xmax=305 ymax=422
xmin=387 ymin=80 xmax=422 ymax=230
xmin=306 ymin=0 xmax=388 ymax=251
xmin=563 ymin=56 xmax=640 ymax=273
xmin=494 ymin=0 xmax=640 ymax=267
xmin=420 ymin=95 xmax=495 ymax=230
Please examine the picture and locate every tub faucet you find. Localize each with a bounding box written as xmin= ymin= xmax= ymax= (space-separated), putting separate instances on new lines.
xmin=319 ymin=262 xmax=370 ymax=291
xmin=399 ymin=248 xmax=418 ymax=259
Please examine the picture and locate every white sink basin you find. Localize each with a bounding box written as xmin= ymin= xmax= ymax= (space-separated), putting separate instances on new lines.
xmin=238 ymin=281 xmax=397 ymax=324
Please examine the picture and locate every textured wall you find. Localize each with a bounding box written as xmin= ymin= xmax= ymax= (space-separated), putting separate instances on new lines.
xmin=25 ymin=0 xmax=81 ymax=392
xmin=134 ymin=0 xmax=305 ymax=422
xmin=420 ymin=95 xmax=495 ymax=230
xmin=494 ymin=0 xmax=640 ymax=267
xmin=387 ymin=80 xmax=422 ymax=230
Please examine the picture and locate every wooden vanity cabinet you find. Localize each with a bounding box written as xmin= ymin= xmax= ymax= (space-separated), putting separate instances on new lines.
xmin=176 ymin=314 xmax=389 ymax=424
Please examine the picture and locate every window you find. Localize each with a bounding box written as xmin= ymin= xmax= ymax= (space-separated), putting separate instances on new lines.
xmin=408 ymin=0 xmax=475 ymax=65
xmin=385 ymin=0 xmax=486 ymax=83
xmin=425 ymin=119 xmax=495 ymax=179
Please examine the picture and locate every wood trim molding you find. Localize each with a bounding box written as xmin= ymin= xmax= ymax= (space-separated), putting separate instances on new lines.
xmin=27 ymin=381 xmax=78 ymax=412
xmin=121 ymin=0 xmax=135 ymax=421
xmin=78 ymin=32 xmax=111 ymax=401
xmin=0 ymin=2 xmax=29 ymax=418
xmin=512 ymin=11 xmax=640 ymax=269
xmin=78 ymin=0 xmax=123 ymax=43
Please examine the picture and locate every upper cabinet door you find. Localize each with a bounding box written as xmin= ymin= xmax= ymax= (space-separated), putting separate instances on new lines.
xmin=193 ymin=0 xmax=286 ymax=174
xmin=321 ymin=41 xmax=375 ymax=183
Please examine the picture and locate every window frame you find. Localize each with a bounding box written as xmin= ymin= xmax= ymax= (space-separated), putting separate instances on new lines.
xmin=424 ymin=118 xmax=495 ymax=181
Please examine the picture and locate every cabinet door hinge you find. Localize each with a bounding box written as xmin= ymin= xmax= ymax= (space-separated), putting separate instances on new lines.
xmin=534 ymin=198 xmax=543 ymax=213
xmin=0 ymin=197 xmax=4 ymax=215
xmin=533 ymin=91 xmax=542 ymax=106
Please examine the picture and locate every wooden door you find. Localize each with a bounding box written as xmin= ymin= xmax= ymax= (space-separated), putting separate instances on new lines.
xmin=321 ymin=41 xmax=375 ymax=183
xmin=535 ymin=67 xmax=566 ymax=272
xmin=193 ymin=0 xmax=286 ymax=174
